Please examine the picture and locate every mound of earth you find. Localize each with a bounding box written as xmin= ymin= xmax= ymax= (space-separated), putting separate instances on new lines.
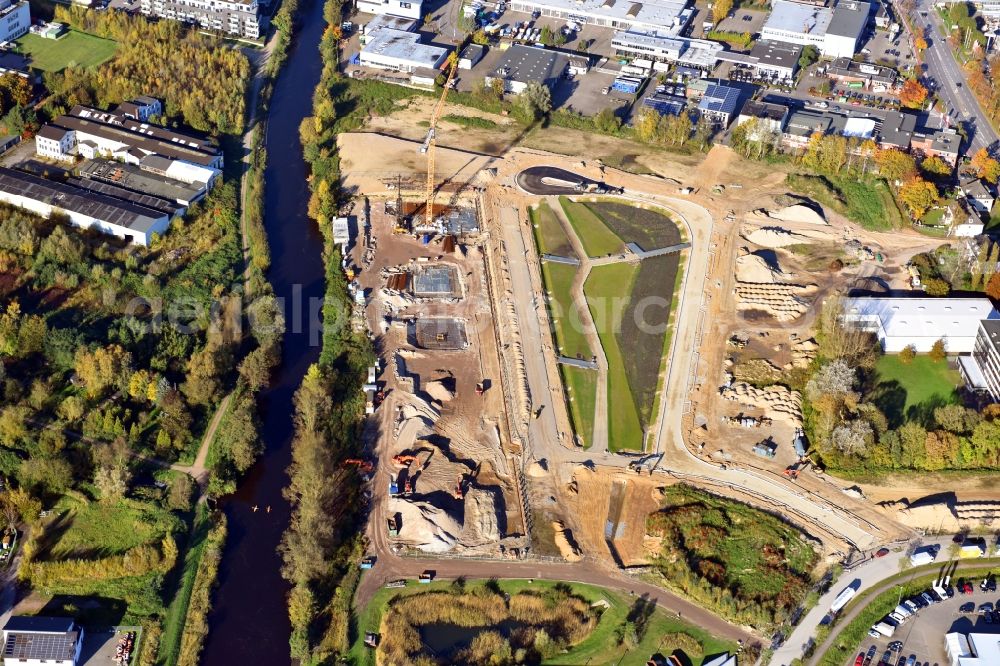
xmin=770 ymin=203 xmax=827 ymax=225
xmin=526 ymin=459 xmax=548 ymax=477
xmin=742 ymin=225 xmax=814 ymax=248
xmin=424 ymin=379 xmax=454 ymax=402
xmin=461 ymin=487 xmax=501 ymax=545
xmin=736 ymin=250 xmax=787 ymax=284
xmin=720 ymin=382 xmax=803 ymax=427
xmin=552 ymin=520 xmax=582 ymax=562
xmin=391 ymin=497 xmax=462 ymax=552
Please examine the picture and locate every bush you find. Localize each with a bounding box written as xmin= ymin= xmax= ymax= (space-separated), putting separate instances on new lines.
xmin=898 ymin=345 xmax=916 ymax=365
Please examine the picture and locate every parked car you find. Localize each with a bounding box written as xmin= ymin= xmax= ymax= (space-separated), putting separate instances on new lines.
xmin=905 ymin=656 xmax=916 ymax=666
xmin=854 ymin=653 xmax=866 ymax=666
xmin=876 ymin=547 xmax=890 ymax=558
xmin=888 ymin=641 xmax=903 ymax=652
xmin=979 ymin=602 xmax=994 ymax=613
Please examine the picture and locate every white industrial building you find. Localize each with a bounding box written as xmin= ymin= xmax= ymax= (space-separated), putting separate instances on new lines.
xmin=762 ymin=0 xmax=870 ymax=58
xmin=0 ymin=167 xmax=171 ymax=246
xmin=486 ymin=45 xmax=567 ymax=94
xmin=511 ymin=0 xmax=693 ymax=35
xmin=359 ymin=28 xmax=448 ymax=72
xmin=356 ymin=0 xmax=421 ymax=19
xmin=0 ymin=0 xmax=30 ymax=43
xmin=843 ymin=296 xmax=1000 ymax=353
xmin=611 ymin=31 xmax=722 ymax=69
xmin=2 ymin=616 xmax=83 ymax=666
xmin=945 ymin=632 xmax=1000 ymax=666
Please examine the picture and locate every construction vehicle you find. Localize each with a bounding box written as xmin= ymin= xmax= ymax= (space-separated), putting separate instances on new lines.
xmin=387 ymin=515 xmax=399 ymax=537
xmin=385 ymin=579 xmax=406 ymax=589
xmin=342 ymin=458 xmax=374 ymax=473
xmin=475 ymin=381 xmax=485 ymax=396
xmin=403 ymin=478 xmax=413 ymax=494
xmin=393 ymin=454 xmax=419 ymax=467
xmin=453 ymin=475 xmax=467 ymax=500
xmin=360 ymin=556 xmax=376 ymax=569
xmin=418 ymin=570 xmax=435 ymax=583
xmin=784 ymin=460 xmax=809 ymax=478
xmin=389 ymin=474 xmax=399 ymax=496
xmin=420 ymin=55 xmax=459 ymax=231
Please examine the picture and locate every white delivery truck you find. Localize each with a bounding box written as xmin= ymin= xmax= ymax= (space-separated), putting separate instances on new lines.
xmin=830 ymin=586 xmax=857 ymax=614
xmin=873 ymin=621 xmax=895 ymax=637
xmin=910 ymin=547 xmax=937 ymax=566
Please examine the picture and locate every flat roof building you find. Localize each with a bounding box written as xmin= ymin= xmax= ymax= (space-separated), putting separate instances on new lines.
xmin=826 ymin=57 xmax=898 ymax=89
xmin=2 ymin=616 xmax=83 ymax=666
xmin=358 ymin=28 xmax=449 ymax=73
xmin=510 ymin=0 xmax=693 ymax=35
xmin=945 ymin=632 xmax=1000 ymax=666
xmin=737 ymin=100 xmax=790 ymax=134
xmin=79 ymin=159 xmax=209 ymax=206
xmin=750 ymin=40 xmax=802 ymax=80
xmin=486 ymin=45 xmax=567 ymax=94
xmin=0 ymin=167 xmax=170 ymax=246
xmin=762 ymin=0 xmax=869 ymax=58
xmin=356 ymin=0 xmax=422 ymax=20
xmin=611 ymin=31 xmax=723 ymax=69
xmin=843 ymin=296 xmax=999 ymax=353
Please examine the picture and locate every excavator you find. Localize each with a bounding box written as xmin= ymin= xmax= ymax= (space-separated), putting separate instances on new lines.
xmin=341 ymin=458 xmax=374 ymax=474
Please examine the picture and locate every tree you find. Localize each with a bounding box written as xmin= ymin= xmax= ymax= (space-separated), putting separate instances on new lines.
xmin=923 ymin=277 xmax=950 ymax=296
xmin=168 ymin=474 xmax=193 ymax=510
xmin=971 ymin=148 xmax=1000 ymax=183
xmin=0 ymin=406 xmax=28 ymax=446
xmin=874 ymin=148 xmax=917 ymax=181
xmin=899 ymin=79 xmax=928 ymax=109
xmin=517 ymin=81 xmax=551 ymax=122
xmin=898 ymin=177 xmax=938 ymax=218
xmin=94 ymin=465 xmax=131 ymax=502
xmin=987 ymin=272 xmax=1000 ymax=301
xmin=20 ymin=457 xmax=73 ymax=493
xmin=75 ymin=344 xmax=132 ymax=398
xmin=3 ymin=105 xmax=38 ymax=138
xmin=831 ymin=420 xmax=874 ymax=456
xmin=914 ymin=35 xmax=928 ymax=51
xmin=805 ymin=359 xmax=858 ymax=401
xmin=471 ymin=29 xmax=489 ymax=45
xmin=934 ymin=404 xmax=980 ymax=434
xmin=239 ymin=347 xmax=275 ymax=392
xmin=712 ymin=0 xmax=733 ymax=23
xmin=799 ymin=44 xmax=819 ymax=69
xmin=633 ymin=108 xmax=661 ymax=143
xmin=0 ymin=74 xmax=31 ymax=110
xmin=662 ymin=112 xmax=692 ymax=145
xmin=921 ymin=155 xmax=952 ymax=177
xmin=899 ymin=345 xmax=916 ymax=364
xmin=929 ymin=337 xmax=947 ymax=361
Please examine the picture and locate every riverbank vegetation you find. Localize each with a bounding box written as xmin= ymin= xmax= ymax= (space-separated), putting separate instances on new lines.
xmin=646 ymin=485 xmax=818 ymax=629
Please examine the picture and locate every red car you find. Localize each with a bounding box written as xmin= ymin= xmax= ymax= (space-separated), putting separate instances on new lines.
xmin=876 ymin=548 xmax=890 ymax=558
xmin=855 ymin=653 xmax=865 ymax=666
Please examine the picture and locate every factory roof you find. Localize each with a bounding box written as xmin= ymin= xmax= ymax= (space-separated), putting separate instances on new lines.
xmin=37 ymin=125 xmax=70 ymax=141
xmin=784 ymin=109 xmax=834 ymax=137
xmin=362 ymin=28 xmax=449 ymax=66
xmin=739 ymin=100 xmax=789 ymax=122
xmin=2 ymin=617 xmax=78 ymax=663
xmin=80 ymin=159 xmax=205 ymax=204
xmin=491 ymin=45 xmax=566 ymax=86
xmin=763 ymin=0 xmax=833 ymax=36
xmin=750 ymin=40 xmax=802 ymax=70
xmin=844 ymin=297 xmax=999 ymax=343
xmin=3 ymin=617 xmax=75 ymax=634
xmin=525 ymin=0 xmax=690 ymax=32
xmin=0 ymin=167 xmax=167 ymax=233
xmin=364 ymin=13 xmax=417 ymax=33
xmin=827 ymin=0 xmax=870 ymax=38
xmin=70 ymin=106 xmax=218 ymax=155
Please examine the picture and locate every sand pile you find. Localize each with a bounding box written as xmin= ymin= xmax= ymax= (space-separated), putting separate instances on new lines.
xmin=461 ymin=487 xmax=501 ymax=545
xmin=745 ymin=203 xmax=827 ymax=226
xmin=552 ymin=521 xmax=582 ymax=562
xmin=391 ymin=497 xmax=462 ymax=552
xmin=735 ymin=251 xmax=787 ymax=284
xmin=526 ymin=459 xmax=549 ymax=477
xmin=742 ymin=225 xmax=815 ymax=248
xmin=720 ymin=382 xmax=803 ymax=427
xmin=734 ymin=283 xmax=816 ymax=321
xmin=786 ymin=337 xmax=819 ymax=370
xmin=425 ymin=379 xmax=454 ymax=403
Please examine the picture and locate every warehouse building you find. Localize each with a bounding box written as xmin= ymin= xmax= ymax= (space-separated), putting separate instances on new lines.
xmin=486 ymin=45 xmax=567 ymax=94
xmin=842 ymin=296 xmax=999 ymax=353
xmin=2 ymin=616 xmax=83 ymax=666
xmin=511 ymin=0 xmax=693 ymax=35
xmin=356 ymin=0 xmax=422 ymax=20
xmin=79 ymin=159 xmax=210 ymax=207
xmin=611 ymin=32 xmax=723 ymax=70
xmin=358 ymin=28 xmax=448 ymax=73
xmin=749 ymin=40 xmax=802 ymax=82
xmin=0 ymin=167 xmax=170 ymax=246
xmin=945 ymin=632 xmax=1000 ymax=666
xmin=761 ymin=0 xmax=870 ymax=58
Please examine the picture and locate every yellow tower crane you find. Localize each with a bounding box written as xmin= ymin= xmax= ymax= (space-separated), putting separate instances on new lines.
xmin=420 ymin=54 xmax=459 ymax=231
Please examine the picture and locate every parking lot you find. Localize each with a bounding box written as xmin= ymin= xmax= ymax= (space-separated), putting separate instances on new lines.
xmin=861 ymin=28 xmax=916 ymax=72
xmin=714 ymin=9 xmax=768 ymax=40
xmin=847 ymin=572 xmax=1000 ymax=666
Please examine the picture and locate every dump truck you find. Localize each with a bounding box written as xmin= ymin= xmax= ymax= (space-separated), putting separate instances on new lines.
xmin=360 ymin=556 xmax=376 ymax=570
xmin=910 ymin=546 xmax=937 ymax=566
xmin=387 ymin=516 xmax=399 ymax=537
xmin=960 ymin=541 xmax=986 ymax=558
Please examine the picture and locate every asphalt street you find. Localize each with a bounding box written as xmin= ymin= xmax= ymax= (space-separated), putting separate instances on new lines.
xmin=516 ymin=166 xmax=605 ymax=195
xmin=917 ymin=0 xmax=999 ymax=153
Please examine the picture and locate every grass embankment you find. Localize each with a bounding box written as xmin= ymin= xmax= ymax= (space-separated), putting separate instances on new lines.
xmin=529 ymin=201 xmax=574 ymax=258
xmin=584 ymin=262 xmax=644 ymax=451
xmin=540 ymin=262 xmax=590 ymax=360
xmin=817 ymin=563 xmax=1000 ymax=666
xmin=350 ymin=579 xmax=737 ymax=666
xmin=559 ymin=197 xmax=624 ymax=257
xmin=646 ymin=485 xmax=818 ymax=629
xmin=15 ymin=30 xmax=117 ymax=71
xmin=560 ymin=365 xmax=597 ymax=447
xmin=872 ymin=354 xmax=960 ymax=424
xmin=173 ymin=512 xmax=226 ymax=666
xmin=586 ymin=201 xmax=682 ymax=250
xmin=786 ymin=173 xmax=903 ymax=231
xmin=441 ymin=113 xmax=499 ymax=130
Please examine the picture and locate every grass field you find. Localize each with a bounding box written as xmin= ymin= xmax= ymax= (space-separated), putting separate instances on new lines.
xmin=586 ymin=201 xmax=681 ymax=250
xmin=541 ymin=262 xmax=591 ymax=360
xmin=529 ymin=201 xmax=574 ymax=258
xmin=560 ymin=365 xmax=597 ymax=448
xmin=584 ymin=262 xmax=644 ymax=451
xmin=15 ymin=30 xmax=118 ymax=72
xmin=871 ymin=354 xmax=960 ymax=426
xmin=786 ymin=173 xmax=903 ymax=231
xmin=43 ymin=497 xmax=179 ymax=560
xmin=156 ymin=504 xmax=210 ymax=666
xmin=349 ymin=579 xmax=736 ymax=666
xmin=559 ymin=196 xmax=624 ymax=257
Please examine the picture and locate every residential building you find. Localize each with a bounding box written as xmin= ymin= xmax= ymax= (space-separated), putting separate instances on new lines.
xmin=139 ymin=0 xmax=265 ymax=39
xmin=966 ymin=320 xmax=1000 ymax=401
xmin=826 ymin=57 xmax=898 ymax=90
xmin=749 ymin=40 xmax=801 ymax=81
xmin=611 ymin=32 xmax=722 ymax=70
xmin=698 ymin=82 xmax=742 ymax=126
xmin=113 ymin=96 xmax=162 ymax=122
xmin=911 ymin=127 xmax=961 ymax=166
xmin=842 ymin=296 xmax=999 ymax=353
xmin=356 ymin=0 xmax=422 ymax=20
xmin=358 ymin=28 xmax=448 ymax=73
xmin=0 ymin=0 xmax=29 ymax=43
xmin=0 ymin=167 xmax=171 ymax=246
xmin=35 ymin=106 xmax=223 ymax=169
xmin=878 ymin=110 xmax=916 ymax=150
xmin=2 ymin=616 xmax=83 ymax=666
xmin=35 ymin=125 xmax=74 ymax=162
xmin=945 ymin=631 xmax=1000 ymax=666
xmin=762 ymin=0 xmax=869 ymax=58
xmin=510 ymin=0 xmax=694 ymax=36
xmin=961 ymin=178 xmax=995 ymax=214
xmin=943 ymin=198 xmax=985 ymax=237
xmin=736 ymin=100 xmax=790 ymax=135
xmin=486 ymin=45 xmax=566 ymax=94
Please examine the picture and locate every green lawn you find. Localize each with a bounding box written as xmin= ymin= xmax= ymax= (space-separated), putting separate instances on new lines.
xmin=541 ymin=262 xmax=591 ymax=360
xmin=786 ymin=173 xmax=904 ymax=231
xmin=44 ymin=496 xmax=179 ymax=560
xmin=529 ymin=201 xmax=574 ymax=258
xmin=349 ymin=578 xmax=736 ymax=666
xmin=872 ymin=354 xmax=961 ymax=426
xmin=559 ymin=196 xmax=625 ymax=257
xmin=14 ymin=30 xmax=118 ymax=72
xmin=560 ymin=365 xmax=597 ymax=448
xmin=584 ymin=262 xmax=644 ymax=451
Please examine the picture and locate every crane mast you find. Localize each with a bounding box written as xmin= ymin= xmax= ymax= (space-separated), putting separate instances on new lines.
xmin=421 ymin=57 xmax=458 ymax=231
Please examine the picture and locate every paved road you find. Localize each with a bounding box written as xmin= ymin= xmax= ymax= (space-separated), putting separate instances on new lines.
xmin=917 ymin=1 xmax=998 ymax=153
xmin=516 ymin=166 xmax=607 ymax=195
xmin=770 ymin=537 xmax=953 ymax=665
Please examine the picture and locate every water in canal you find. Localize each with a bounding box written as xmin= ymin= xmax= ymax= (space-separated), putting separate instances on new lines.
xmin=202 ymin=0 xmax=328 ymax=661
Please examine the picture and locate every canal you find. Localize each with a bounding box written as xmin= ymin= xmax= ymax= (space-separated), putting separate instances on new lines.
xmin=202 ymin=0 xmax=328 ymax=661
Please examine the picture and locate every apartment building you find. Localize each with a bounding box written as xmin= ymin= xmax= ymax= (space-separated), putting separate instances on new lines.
xmin=139 ymin=0 xmax=265 ymax=39
xmin=0 ymin=0 xmax=29 ymax=43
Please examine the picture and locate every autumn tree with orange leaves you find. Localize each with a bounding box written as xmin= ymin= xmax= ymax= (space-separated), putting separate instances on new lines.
xmin=900 ymin=79 xmax=928 ymax=109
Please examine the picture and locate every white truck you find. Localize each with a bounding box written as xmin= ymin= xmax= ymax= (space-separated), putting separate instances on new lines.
xmin=873 ymin=621 xmax=895 ymax=637
xmin=910 ymin=547 xmax=937 ymax=567
xmin=830 ymin=586 xmax=857 ymax=614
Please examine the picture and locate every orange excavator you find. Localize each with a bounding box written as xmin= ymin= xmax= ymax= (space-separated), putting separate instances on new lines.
xmin=342 ymin=458 xmax=374 ymax=474
xmin=393 ymin=454 xmax=419 ymax=467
